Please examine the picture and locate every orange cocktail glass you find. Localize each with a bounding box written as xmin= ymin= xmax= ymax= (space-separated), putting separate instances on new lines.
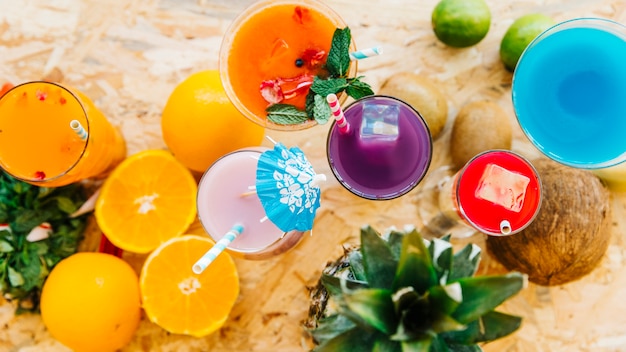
xmin=220 ymin=0 xmax=357 ymax=131
xmin=0 ymin=81 xmax=126 ymax=187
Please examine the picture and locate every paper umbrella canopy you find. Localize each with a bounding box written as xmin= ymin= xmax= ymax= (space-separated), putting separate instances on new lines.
xmin=255 ymin=142 xmax=325 ymax=233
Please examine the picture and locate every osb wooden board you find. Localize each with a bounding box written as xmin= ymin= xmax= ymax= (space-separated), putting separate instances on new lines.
xmin=2 ymin=0 xmax=626 ymax=351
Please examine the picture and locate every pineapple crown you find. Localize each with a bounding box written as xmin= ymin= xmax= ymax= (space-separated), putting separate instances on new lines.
xmin=308 ymin=225 xmax=526 ymax=352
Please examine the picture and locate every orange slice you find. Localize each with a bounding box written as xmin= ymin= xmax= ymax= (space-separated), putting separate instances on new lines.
xmin=95 ymin=149 xmax=197 ymax=253
xmin=139 ymin=235 xmax=240 ymax=337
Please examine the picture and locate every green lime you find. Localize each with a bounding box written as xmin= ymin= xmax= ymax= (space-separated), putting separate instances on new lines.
xmin=431 ymin=0 xmax=491 ymax=48
xmin=500 ymin=13 xmax=555 ymax=71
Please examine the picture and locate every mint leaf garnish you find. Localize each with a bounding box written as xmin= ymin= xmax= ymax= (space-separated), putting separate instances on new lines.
xmin=264 ymin=26 xmax=375 ymax=126
xmin=346 ymin=77 xmax=375 ymax=100
xmin=311 ymin=76 xmax=348 ymax=97
xmin=326 ymin=27 xmax=352 ymax=77
xmin=312 ymin=94 xmax=332 ymax=125
xmin=266 ymin=104 xmax=309 ymax=125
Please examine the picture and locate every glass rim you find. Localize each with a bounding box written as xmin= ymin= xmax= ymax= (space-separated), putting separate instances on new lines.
xmin=0 ymin=80 xmax=90 ymax=184
xmin=512 ymin=17 xmax=626 ymax=169
xmin=455 ymin=149 xmax=543 ymax=236
xmin=218 ymin=0 xmax=357 ymax=132
xmin=325 ymin=94 xmax=434 ymax=201
xmin=195 ymin=147 xmax=305 ymax=258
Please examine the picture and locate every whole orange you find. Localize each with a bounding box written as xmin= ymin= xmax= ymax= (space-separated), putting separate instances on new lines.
xmin=40 ymin=252 xmax=141 ymax=352
xmin=161 ymin=70 xmax=265 ymax=173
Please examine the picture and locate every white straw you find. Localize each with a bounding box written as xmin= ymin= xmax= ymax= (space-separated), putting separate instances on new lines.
xmin=70 ymin=120 xmax=88 ymax=141
xmin=500 ymin=220 xmax=512 ymax=235
xmin=349 ymin=46 xmax=383 ymax=61
xmin=192 ymin=224 xmax=244 ymax=274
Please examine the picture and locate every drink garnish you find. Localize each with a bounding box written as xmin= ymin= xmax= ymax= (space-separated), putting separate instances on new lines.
xmin=260 ymin=73 xmax=315 ymax=105
xmin=34 ymin=171 xmax=46 ymax=180
xmin=266 ymin=27 xmax=374 ymax=125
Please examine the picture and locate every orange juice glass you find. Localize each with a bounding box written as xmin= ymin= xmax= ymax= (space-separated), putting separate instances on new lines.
xmin=219 ymin=0 xmax=357 ymax=131
xmin=0 ymin=81 xmax=126 ymax=187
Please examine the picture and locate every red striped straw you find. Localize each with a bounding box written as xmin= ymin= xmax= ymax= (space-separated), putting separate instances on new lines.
xmin=326 ymin=94 xmax=350 ymax=135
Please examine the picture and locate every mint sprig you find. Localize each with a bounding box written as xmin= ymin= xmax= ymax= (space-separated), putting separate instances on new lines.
xmin=326 ymin=27 xmax=352 ymax=77
xmin=266 ymin=104 xmax=309 ymax=125
xmin=266 ymin=26 xmax=374 ymax=126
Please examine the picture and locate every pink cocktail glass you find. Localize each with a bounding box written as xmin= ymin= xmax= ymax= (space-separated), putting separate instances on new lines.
xmin=196 ymin=147 xmax=305 ymax=260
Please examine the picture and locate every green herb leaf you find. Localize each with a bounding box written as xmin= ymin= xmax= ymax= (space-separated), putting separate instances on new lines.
xmin=311 ymin=76 xmax=348 ymax=97
xmin=266 ymin=104 xmax=309 ymax=125
xmin=0 ymin=239 xmax=14 ymax=252
xmin=8 ymin=266 xmax=25 ymax=286
xmin=0 ymin=171 xmax=88 ymax=313
xmin=327 ymin=27 xmax=352 ymax=77
xmin=346 ymin=77 xmax=375 ymax=99
xmin=313 ymin=94 xmax=332 ymax=124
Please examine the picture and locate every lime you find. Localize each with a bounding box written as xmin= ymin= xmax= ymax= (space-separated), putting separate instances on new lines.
xmin=500 ymin=14 xmax=555 ymax=71
xmin=432 ymin=0 xmax=491 ymax=48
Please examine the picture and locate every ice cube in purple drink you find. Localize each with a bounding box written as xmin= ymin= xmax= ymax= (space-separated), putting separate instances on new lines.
xmin=474 ymin=163 xmax=530 ymax=212
xmin=359 ymin=101 xmax=399 ymax=142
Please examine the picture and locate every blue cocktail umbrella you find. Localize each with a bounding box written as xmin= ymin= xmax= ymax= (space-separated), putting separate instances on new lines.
xmin=254 ymin=139 xmax=325 ymax=232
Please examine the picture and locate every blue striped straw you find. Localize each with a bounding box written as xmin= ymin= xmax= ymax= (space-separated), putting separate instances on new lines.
xmin=349 ymin=46 xmax=383 ymax=61
xmin=70 ymin=120 xmax=88 ymax=141
xmin=192 ymin=224 xmax=244 ymax=274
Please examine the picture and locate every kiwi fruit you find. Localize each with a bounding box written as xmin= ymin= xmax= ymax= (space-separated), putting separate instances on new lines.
xmin=449 ymin=100 xmax=512 ymax=169
xmin=378 ymin=72 xmax=448 ymax=139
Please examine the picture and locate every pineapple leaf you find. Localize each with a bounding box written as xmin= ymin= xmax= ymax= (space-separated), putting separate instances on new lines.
xmin=392 ymin=286 xmax=419 ymax=315
xmin=344 ymin=288 xmax=397 ymax=334
xmin=373 ymin=337 xmax=402 ymax=352
xmin=361 ymin=226 xmax=397 ymax=289
xmin=392 ymin=228 xmax=438 ymax=293
xmin=428 ymin=283 xmax=462 ymax=315
xmin=309 ymin=314 xmax=357 ymax=345
xmin=447 ymin=344 xmax=482 ymax=352
xmin=321 ymin=272 xmax=368 ymax=296
xmin=428 ymin=238 xmax=453 ymax=283
xmin=429 ymin=335 xmax=452 ymax=352
xmin=313 ymin=326 xmax=378 ymax=352
xmin=451 ymin=273 xmax=526 ymax=324
xmin=348 ymin=250 xmax=367 ymax=281
xmin=429 ymin=312 xmax=466 ymax=334
xmin=441 ymin=310 xmax=522 ymax=344
xmin=386 ymin=229 xmax=405 ymax=260
xmin=398 ymin=334 xmax=434 ymax=352
xmin=449 ymin=244 xmax=481 ymax=282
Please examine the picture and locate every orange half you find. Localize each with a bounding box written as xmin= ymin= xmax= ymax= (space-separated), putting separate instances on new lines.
xmin=95 ymin=149 xmax=197 ymax=253
xmin=139 ymin=235 xmax=240 ymax=337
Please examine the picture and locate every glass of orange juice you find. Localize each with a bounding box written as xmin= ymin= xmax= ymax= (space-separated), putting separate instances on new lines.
xmin=219 ymin=0 xmax=358 ymax=131
xmin=0 ymin=81 xmax=126 ymax=187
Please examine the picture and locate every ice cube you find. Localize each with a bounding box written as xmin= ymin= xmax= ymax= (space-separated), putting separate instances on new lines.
xmin=359 ymin=101 xmax=399 ymax=141
xmin=474 ymin=163 xmax=530 ymax=212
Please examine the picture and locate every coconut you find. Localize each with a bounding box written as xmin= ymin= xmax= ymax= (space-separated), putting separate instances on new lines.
xmin=378 ymin=72 xmax=448 ymax=139
xmin=449 ymin=100 xmax=512 ymax=169
xmin=486 ymin=158 xmax=612 ymax=286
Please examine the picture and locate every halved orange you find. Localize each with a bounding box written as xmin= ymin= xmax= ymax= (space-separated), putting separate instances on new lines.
xmin=139 ymin=235 xmax=240 ymax=337
xmin=95 ymin=149 xmax=197 ymax=253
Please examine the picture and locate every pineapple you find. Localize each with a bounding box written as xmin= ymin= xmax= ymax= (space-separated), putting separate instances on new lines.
xmin=305 ymin=225 xmax=526 ymax=351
